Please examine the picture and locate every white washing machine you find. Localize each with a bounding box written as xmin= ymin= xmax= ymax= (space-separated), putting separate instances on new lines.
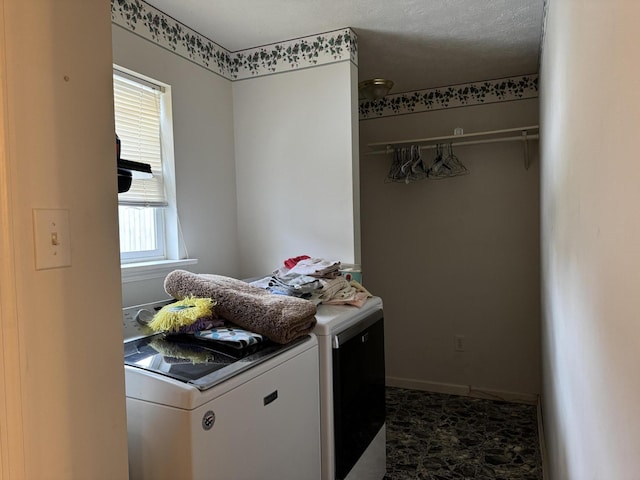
xmin=123 ymin=300 xmax=322 ymax=480
xmin=313 ymin=297 xmax=386 ymax=480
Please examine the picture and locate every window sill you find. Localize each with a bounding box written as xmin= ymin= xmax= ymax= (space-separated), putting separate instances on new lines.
xmin=121 ymin=258 xmax=198 ymax=283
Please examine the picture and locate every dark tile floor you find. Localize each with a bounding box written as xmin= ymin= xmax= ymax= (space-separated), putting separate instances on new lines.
xmin=384 ymin=387 xmax=542 ymax=480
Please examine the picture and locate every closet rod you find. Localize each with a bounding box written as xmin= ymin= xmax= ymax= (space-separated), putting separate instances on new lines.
xmin=367 ymin=125 xmax=539 ymax=149
xmin=365 ymin=133 xmax=539 ymax=169
xmin=364 ymin=134 xmax=539 ymax=155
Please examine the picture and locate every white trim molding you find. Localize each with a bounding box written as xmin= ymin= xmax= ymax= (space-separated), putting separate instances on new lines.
xmin=121 ymin=258 xmax=198 ymax=283
xmin=537 ymin=398 xmax=548 ymax=479
xmin=386 ymin=376 xmax=539 ymax=405
xmin=0 ymin=2 xmax=26 ymax=473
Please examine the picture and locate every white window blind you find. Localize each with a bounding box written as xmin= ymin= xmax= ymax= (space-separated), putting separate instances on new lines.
xmin=114 ymin=72 xmax=167 ymax=206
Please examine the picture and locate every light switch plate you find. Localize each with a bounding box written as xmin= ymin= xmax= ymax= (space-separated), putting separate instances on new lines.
xmin=33 ymin=209 xmax=71 ymax=270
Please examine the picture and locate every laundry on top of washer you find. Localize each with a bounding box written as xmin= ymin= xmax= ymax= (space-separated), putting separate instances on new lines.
xmin=164 ymin=269 xmax=317 ymax=344
xmin=147 ymin=296 xmax=219 ymax=333
xmin=195 ymin=327 xmax=264 ymax=349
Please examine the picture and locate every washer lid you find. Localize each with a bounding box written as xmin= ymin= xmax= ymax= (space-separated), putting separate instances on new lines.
xmin=124 ymin=333 xmax=307 ymax=391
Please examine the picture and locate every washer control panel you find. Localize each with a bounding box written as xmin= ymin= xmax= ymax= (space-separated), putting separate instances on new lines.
xmin=122 ymin=299 xmax=174 ymax=342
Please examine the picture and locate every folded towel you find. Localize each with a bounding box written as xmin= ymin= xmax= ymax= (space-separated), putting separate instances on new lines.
xmin=164 ymin=270 xmax=317 ymax=344
xmin=320 ymin=277 xmax=371 ymax=308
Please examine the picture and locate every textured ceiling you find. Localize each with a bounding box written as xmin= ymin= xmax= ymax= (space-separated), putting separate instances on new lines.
xmin=145 ymin=0 xmax=544 ymax=93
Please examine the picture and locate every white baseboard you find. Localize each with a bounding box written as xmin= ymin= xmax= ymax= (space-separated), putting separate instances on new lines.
xmin=537 ymin=398 xmax=547 ymax=479
xmin=386 ymin=376 xmax=539 ymax=405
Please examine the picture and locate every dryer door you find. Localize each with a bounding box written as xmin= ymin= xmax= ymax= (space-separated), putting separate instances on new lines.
xmin=332 ymin=311 xmax=386 ymax=480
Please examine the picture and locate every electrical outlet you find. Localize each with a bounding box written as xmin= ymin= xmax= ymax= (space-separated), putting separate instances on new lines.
xmin=454 ymin=334 xmax=465 ymax=352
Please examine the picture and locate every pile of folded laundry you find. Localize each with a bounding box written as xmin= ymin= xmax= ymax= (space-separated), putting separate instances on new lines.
xmin=142 ymin=257 xmax=374 ymax=348
xmin=250 ymin=255 xmax=372 ymax=308
xmin=160 ymin=269 xmax=318 ymax=344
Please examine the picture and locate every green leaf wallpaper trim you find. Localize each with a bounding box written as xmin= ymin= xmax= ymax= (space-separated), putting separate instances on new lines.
xmin=359 ymin=75 xmax=539 ymax=119
xmin=111 ymin=0 xmax=535 ymax=115
xmin=111 ymin=0 xmax=357 ymax=80
xmin=233 ymin=30 xmax=357 ymax=79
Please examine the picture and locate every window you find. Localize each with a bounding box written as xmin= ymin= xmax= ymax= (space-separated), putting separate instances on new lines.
xmin=113 ymin=68 xmax=171 ymax=263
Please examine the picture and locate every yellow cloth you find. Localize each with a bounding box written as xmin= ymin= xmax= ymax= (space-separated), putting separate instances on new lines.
xmin=148 ymin=296 xmax=216 ymax=333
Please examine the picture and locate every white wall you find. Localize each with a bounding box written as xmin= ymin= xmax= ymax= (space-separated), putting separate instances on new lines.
xmin=112 ymin=26 xmax=239 ymax=306
xmin=541 ymin=1 xmax=640 ymax=478
xmin=360 ymin=99 xmax=541 ymax=398
xmin=0 ymin=1 xmax=128 ymax=478
xmin=233 ymin=62 xmax=360 ymax=278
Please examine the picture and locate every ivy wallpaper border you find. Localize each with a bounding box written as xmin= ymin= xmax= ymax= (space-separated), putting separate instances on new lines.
xmin=359 ymin=74 xmax=539 ymax=120
xmin=111 ymin=0 xmax=358 ymax=81
xmin=232 ymin=29 xmax=357 ymax=80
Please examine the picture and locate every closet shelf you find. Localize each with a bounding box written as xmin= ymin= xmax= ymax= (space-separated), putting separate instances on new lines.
xmin=365 ymin=125 xmax=539 ymax=169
